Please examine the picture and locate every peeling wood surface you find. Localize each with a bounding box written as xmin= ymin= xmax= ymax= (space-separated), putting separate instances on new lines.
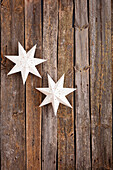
xmin=42 ymin=0 xmax=58 ymax=170
xmin=57 ymin=0 xmax=75 ymax=169
xmin=25 ymin=0 xmax=42 ymax=169
xmin=89 ymin=0 xmax=112 ymax=169
xmin=1 ymin=0 xmax=25 ymax=169
xmin=75 ymin=0 xmax=91 ymax=169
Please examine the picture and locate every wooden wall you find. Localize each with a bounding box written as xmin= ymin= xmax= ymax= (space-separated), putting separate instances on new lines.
xmin=1 ymin=0 xmax=112 ymax=169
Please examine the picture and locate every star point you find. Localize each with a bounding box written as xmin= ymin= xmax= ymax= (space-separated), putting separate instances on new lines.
xmin=36 ymin=74 xmax=76 ymax=116
xmin=5 ymin=42 xmax=46 ymax=84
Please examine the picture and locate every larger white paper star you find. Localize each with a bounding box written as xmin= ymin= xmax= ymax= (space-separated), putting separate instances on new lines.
xmin=5 ymin=42 xmax=46 ymax=84
xmin=36 ymin=74 xmax=76 ymax=115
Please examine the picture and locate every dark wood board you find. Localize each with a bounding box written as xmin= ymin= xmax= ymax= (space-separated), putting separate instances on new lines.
xmin=89 ymin=0 xmax=112 ymax=169
xmin=1 ymin=0 xmax=25 ymax=169
xmin=25 ymin=0 xmax=42 ymax=169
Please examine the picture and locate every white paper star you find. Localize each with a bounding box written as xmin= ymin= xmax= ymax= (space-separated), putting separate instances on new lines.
xmin=5 ymin=42 xmax=46 ymax=84
xmin=36 ymin=74 xmax=76 ymax=115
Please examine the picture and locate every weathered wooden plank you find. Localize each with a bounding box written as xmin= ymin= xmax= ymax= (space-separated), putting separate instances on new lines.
xmin=112 ymin=0 xmax=113 ymax=95
xmin=25 ymin=0 xmax=42 ymax=169
xmin=1 ymin=0 xmax=25 ymax=169
xmin=57 ymin=1 xmax=75 ymax=169
xmin=89 ymin=0 xmax=112 ymax=169
xmin=75 ymin=0 xmax=91 ymax=169
xmin=42 ymin=0 xmax=58 ymax=169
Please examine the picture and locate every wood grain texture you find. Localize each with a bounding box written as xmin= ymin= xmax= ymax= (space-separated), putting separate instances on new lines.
xmin=1 ymin=1 xmax=113 ymax=170
xmin=112 ymin=0 xmax=113 ymax=95
xmin=25 ymin=0 xmax=42 ymax=169
xmin=42 ymin=0 xmax=58 ymax=169
xmin=57 ymin=0 xmax=75 ymax=169
xmin=89 ymin=0 xmax=112 ymax=169
xmin=112 ymin=3 xmax=113 ymax=169
xmin=75 ymin=0 xmax=91 ymax=169
xmin=1 ymin=0 xmax=25 ymax=169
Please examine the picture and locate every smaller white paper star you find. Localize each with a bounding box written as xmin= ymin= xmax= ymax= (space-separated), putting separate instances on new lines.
xmin=5 ymin=42 xmax=46 ymax=84
xmin=36 ymin=74 xmax=76 ymax=115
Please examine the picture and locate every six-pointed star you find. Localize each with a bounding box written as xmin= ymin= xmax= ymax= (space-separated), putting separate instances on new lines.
xmin=36 ymin=74 xmax=76 ymax=115
xmin=5 ymin=42 xmax=46 ymax=84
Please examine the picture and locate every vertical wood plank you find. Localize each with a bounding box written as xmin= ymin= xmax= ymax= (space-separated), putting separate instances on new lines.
xmin=1 ymin=0 xmax=25 ymax=169
xmin=42 ymin=0 xmax=58 ymax=169
xmin=112 ymin=3 xmax=113 ymax=170
xmin=112 ymin=0 xmax=113 ymax=104
xmin=25 ymin=0 xmax=42 ymax=169
xmin=89 ymin=0 xmax=112 ymax=169
xmin=75 ymin=0 xmax=91 ymax=169
xmin=57 ymin=0 xmax=75 ymax=169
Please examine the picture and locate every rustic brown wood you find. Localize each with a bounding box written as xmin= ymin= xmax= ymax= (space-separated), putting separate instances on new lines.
xmin=75 ymin=0 xmax=91 ymax=169
xmin=89 ymin=0 xmax=112 ymax=169
xmin=42 ymin=0 xmax=58 ymax=169
xmin=112 ymin=0 xmax=113 ymax=95
xmin=1 ymin=0 xmax=113 ymax=169
xmin=57 ymin=0 xmax=75 ymax=169
xmin=112 ymin=3 xmax=113 ymax=170
xmin=25 ymin=0 xmax=42 ymax=169
xmin=1 ymin=0 xmax=25 ymax=169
